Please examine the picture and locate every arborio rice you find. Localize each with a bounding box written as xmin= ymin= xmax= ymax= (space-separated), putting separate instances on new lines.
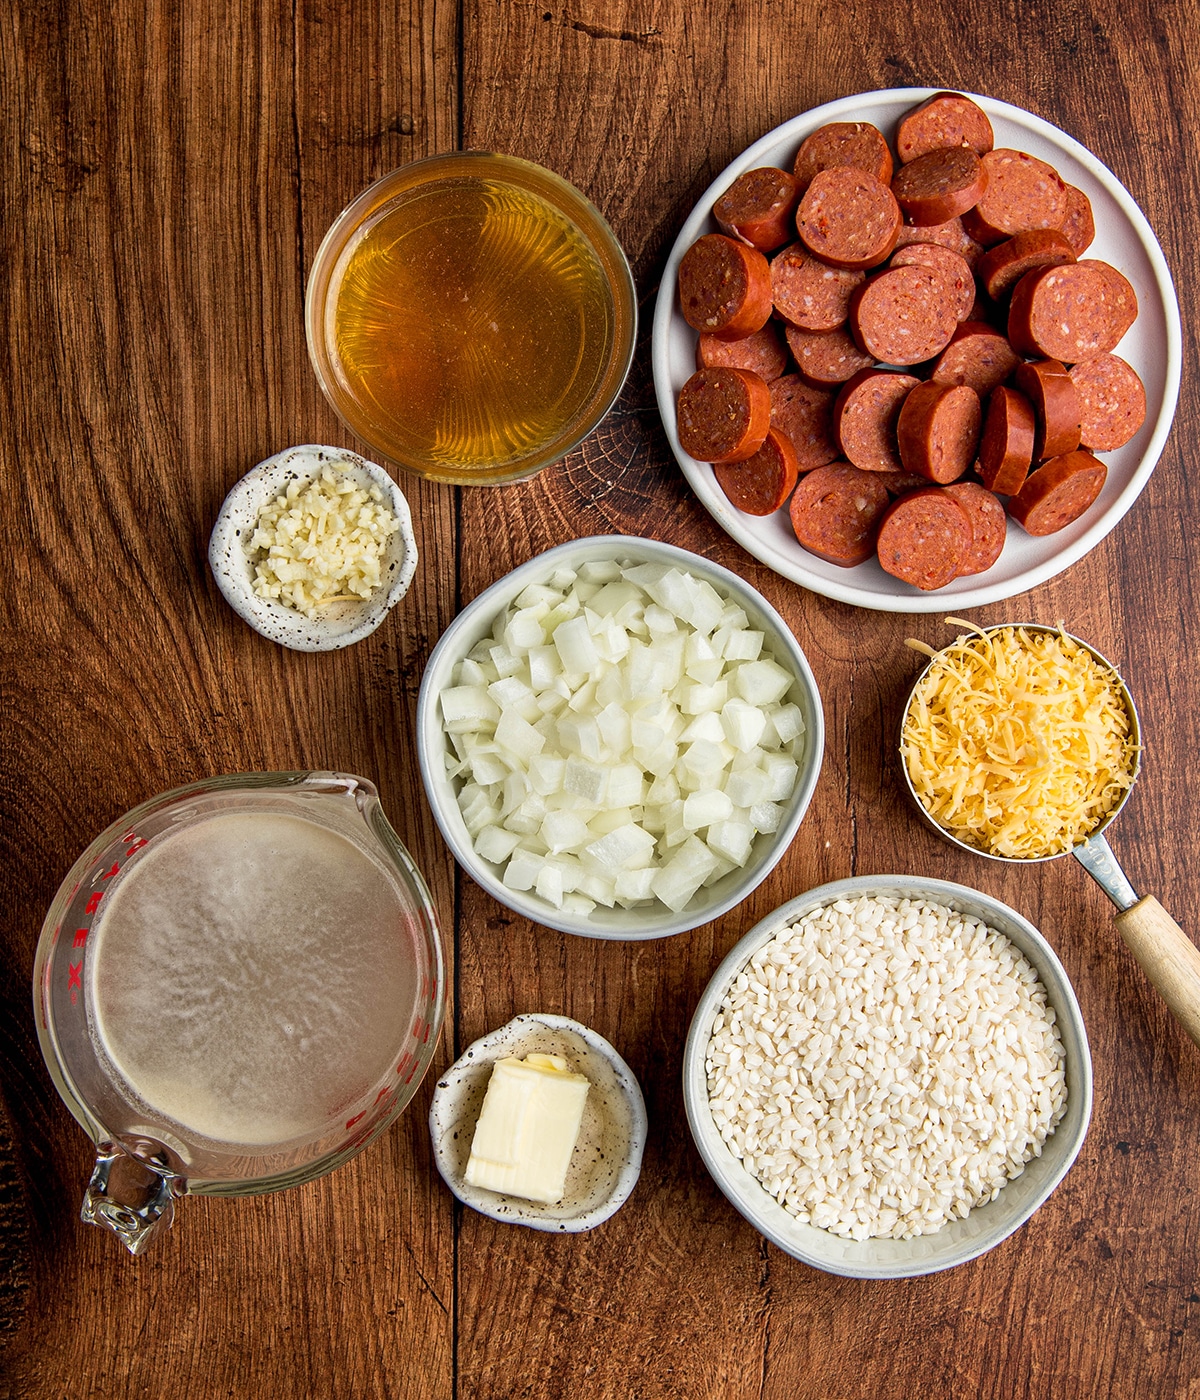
xmin=706 ymin=894 xmax=1067 ymax=1241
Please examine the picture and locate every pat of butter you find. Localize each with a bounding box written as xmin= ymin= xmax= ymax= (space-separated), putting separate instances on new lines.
xmin=464 ymin=1053 xmax=590 ymax=1204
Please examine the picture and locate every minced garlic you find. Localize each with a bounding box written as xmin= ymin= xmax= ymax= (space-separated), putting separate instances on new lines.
xmin=902 ymin=623 xmax=1138 ymax=859
xmin=249 ymin=468 xmax=400 ymax=619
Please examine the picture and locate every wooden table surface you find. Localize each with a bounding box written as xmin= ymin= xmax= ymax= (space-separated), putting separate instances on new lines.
xmin=4 ymin=1 xmax=1199 ymax=1396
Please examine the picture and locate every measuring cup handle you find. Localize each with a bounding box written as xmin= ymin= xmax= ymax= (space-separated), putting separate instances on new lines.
xmin=81 ymin=1142 xmax=182 ymax=1255
xmin=1114 ymin=897 xmax=1200 ymax=1052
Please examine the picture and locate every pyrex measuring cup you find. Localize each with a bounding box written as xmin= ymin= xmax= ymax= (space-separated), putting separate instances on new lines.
xmin=902 ymin=625 xmax=1200 ymax=1051
xmin=34 ymin=771 xmax=444 ymax=1253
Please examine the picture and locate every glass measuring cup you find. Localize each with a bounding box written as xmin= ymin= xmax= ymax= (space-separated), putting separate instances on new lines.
xmin=34 ymin=771 xmax=445 ymax=1253
xmin=901 ymin=624 xmax=1200 ymax=1051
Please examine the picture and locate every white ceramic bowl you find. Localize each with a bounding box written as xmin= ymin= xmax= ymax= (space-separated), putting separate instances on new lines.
xmin=682 ymin=875 xmax=1093 ymax=1277
xmin=416 ymin=535 xmax=825 ymax=940
xmin=209 ymin=444 xmax=418 ymax=651
xmin=429 ymin=1013 xmax=647 ymax=1232
xmin=652 ymin=88 xmax=1182 ymax=613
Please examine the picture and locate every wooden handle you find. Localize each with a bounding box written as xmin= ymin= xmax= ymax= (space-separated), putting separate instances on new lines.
xmin=1114 ymin=896 xmax=1200 ymax=1050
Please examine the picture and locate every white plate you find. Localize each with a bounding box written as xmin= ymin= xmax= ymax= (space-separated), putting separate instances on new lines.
xmin=651 ymin=88 xmax=1182 ymax=613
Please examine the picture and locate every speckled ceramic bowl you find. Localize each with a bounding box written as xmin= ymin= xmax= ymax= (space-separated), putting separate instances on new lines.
xmin=209 ymin=444 xmax=417 ymax=652
xmin=430 ymin=1013 xmax=647 ymax=1232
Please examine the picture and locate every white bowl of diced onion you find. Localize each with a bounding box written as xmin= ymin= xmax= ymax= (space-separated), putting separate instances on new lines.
xmin=209 ymin=444 xmax=418 ymax=652
xmin=416 ymin=536 xmax=824 ymax=939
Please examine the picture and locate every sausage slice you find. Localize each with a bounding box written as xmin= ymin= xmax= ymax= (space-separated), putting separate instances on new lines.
xmin=771 ymin=244 xmax=864 ymax=331
xmin=977 ymin=386 xmax=1036 ymax=496
xmin=962 ymin=150 xmax=1068 ymax=246
xmin=1009 ymin=451 xmax=1107 ymax=535
xmin=796 ymin=167 xmax=902 ymax=271
xmin=697 ymin=324 xmax=789 ymax=381
xmin=929 ymin=322 xmax=1021 ymax=397
xmin=896 ymin=92 xmax=995 ymax=163
xmin=1060 ymin=185 xmax=1096 ymax=256
xmin=676 ymin=368 xmax=772 ymax=464
xmin=834 ymin=369 xmax=922 ymax=473
xmin=943 ymin=481 xmax=1007 ymax=575
xmin=714 ymin=428 xmax=800 ymax=515
xmin=896 ymin=380 xmax=982 ymax=484
xmin=1013 ymin=360 xmax=1082 ymax=461
xmin=678 ymin=234 xmax=774 ymax=340
xmin=789 ymin=463 xmax=892 ymax=566
xmin=769 ymin=374 xmax=839 ymax=470
xmin=976 ymin=228 xmax=1076 ymax=301
xmin=849 ymin=264 xmax=960 ymax=365
xmin=714 ymin=167 xmax=801 ymax=253
xmin=876 ymin=488 xmax=973 ymax=590
xmin=793 ymin=121 xmax=894 ymax=192
xmin=1008 ymin=261 xmax=1138 ymax=361
xmin=1068 ymin=353 xmax=1147 ymax=452
xmin=890 ymin=243 xmax=975 ymax=320
xmin=891 ymin=147 xmax=988 ymax=227
xmin=784 ymin=325 xmax=875 ymax=387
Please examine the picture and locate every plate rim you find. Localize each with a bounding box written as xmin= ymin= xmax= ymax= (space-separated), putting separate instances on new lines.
xmin=651 ymin=86 xmax=1183 ymax=614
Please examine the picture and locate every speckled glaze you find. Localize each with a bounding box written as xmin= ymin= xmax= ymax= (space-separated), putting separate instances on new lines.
xmin=208 ymin=444 xmax=418 ymax=652
xmin=429 ymin=1013 xmax=647 ymax=1232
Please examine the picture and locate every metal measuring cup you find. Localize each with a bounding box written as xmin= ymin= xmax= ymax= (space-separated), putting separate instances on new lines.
xmin=901 ymin=623 xmax=1200 ymax=1051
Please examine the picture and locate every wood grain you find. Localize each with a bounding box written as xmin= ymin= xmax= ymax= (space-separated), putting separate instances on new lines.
xmin=3 ymin=0 xmax=1200 ymax=1395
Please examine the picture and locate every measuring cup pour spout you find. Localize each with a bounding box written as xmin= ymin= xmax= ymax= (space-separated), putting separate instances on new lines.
xmin=81 ymin=1140 xmax=184 ymax=1255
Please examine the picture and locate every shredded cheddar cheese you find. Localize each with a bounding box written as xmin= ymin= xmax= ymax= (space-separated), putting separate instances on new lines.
xmin=901 ymin=623 xmax=1138 ymax=859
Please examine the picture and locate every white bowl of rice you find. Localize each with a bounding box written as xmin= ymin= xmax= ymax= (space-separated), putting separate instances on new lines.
xmin=682 ymin=875 xmax=1092 ymax=1277
xmin=416 ymin=535 xmax=824 ymax=940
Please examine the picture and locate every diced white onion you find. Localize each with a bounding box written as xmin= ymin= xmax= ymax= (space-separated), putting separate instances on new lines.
xmin=441 ymin=560 xmax=807 ymax=916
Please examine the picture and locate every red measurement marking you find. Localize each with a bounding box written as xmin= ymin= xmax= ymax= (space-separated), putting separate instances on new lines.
xmin=374 ymin=1086 xmax=391 ymax=1105
xmin=99 ymin=863 xmax=120 ymax=881
xmin=73 ymin=929 xmax=88 ymax=948
xmin=85 ymin=893 xmax=103 ymax=915
xmin=70 ymin=990 xmax=78 ymax=1006
xmin=344 ymin=1111 xmax=366 ymax=1130
xmin=67 ymin=962 xmax=82 ymax=990
xmin=395 ymin=1053 xmax=413 ymax=1076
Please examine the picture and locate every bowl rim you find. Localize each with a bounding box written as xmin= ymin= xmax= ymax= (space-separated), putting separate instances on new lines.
xmin=428 ymin=1011 xmax=648 ymax=1233
xmin=682 ymin=873 xmax=1093 ymax=1277
xmin=415 ymin=534 xmax=826 ymax=940
xmin=208 ymin=444 xmax=418 ymax=653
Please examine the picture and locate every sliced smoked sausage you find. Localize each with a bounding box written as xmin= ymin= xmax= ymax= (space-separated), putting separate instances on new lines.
xmin=943 ymin=481 xmax=1007 ymax=575
xmin=784 ymin=324 xmax=875 ymax=387
xmin=769 ymin=374 xmax=839 ymax=470
xmin=714 ymin=167 xmax=801 ymax=253
xmin=1013 ymin=359 xmax=1082 ymax=461
xmin=678 ymin=234 xmax=774 ymax=340
xmin=894 ymin=216 xmax=984 ymax=268
xmin=1060 ymin=185 xmax=1096 ymax=256
xmin=849 ymin=264 xmax=960 ymax=365
xmin=833 ymin=369 xmax=922 ymax=472
xmin=976 ymin=228 xmax=1076 ymax=301
xmin=1009 ymin=450 xmax=1107 ymax=535
xmin=788 ymin=462 xmax=892 ymax=566
xmin=891 ymin=147 xmax=988 ymax=227
xmin=795 ymin=167 xmax=902 ymax=271
xmin=676 ymin=368 xmax=772 ymax=463
xmin=1008 ymin=261 xmax=1137 ymax=361
xmin=977 ymin=386 xmax=1036 ymax=496
xmin=896 ymin=92 xmax=995 ymax=163
xmin=929 ymin=322 xmax=1021 ymax=397
xmin=714 ymin=428 xmax=800 ymax=515
xmin=889 ymin=243 xmax=975 ymax=320
xmin=1068 ymin=353 xmax=1147 ymax=452
xmin=961 ymin=150 xmax=1068 ymax=246
xmin=770 ymin=244 xmax=864 ymax=331
xmin=697 ymin=324 xmax=789 ymax=381
xmin=896 ymin=380 xmax=982 ymax=483
xmin=793 ymin=121 xmax=894 ymax=192
xmin=875 ymin=488 xmax=973 ymax=590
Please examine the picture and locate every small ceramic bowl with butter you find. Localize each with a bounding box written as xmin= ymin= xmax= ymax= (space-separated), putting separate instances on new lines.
xmin=209 ymin=444 xmax=418 ymax=652
xmin=429 ymin=1012 xmax=647 ymax=1232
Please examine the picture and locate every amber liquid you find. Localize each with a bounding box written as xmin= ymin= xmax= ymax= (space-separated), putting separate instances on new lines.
xmin=327 ymin=176 xmax=615 ymax=479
